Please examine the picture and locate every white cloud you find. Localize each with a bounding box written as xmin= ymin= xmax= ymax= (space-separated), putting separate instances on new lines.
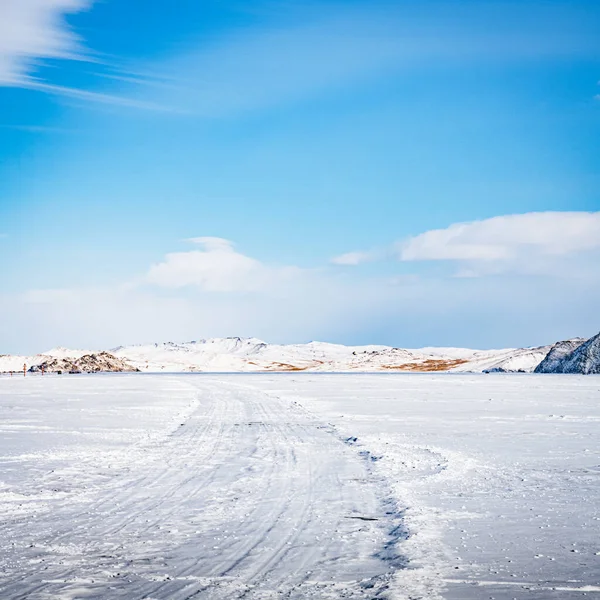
xmin=145 ymin=237 xmax=299 ymax=292
xmin=335 ymin=212 xmax=600 ymax=277
xmin=0 ymin=0 xmax=91 ymax=85
xmin=0 ymin=3 xmax=173 ymax=109
xmin=399 ymin=212 xmax=600 ymax=262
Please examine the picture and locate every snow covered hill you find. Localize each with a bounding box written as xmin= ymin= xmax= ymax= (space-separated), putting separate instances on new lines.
xmin=108 ymin=338 xmax=563 ymax=374
xmin=448 ymin=345 xmax=553 ymax=373
xmin=108 ymin=338 xmax=495 ymax=373
xmin=2 ymin=332 xmax=598 ymax=374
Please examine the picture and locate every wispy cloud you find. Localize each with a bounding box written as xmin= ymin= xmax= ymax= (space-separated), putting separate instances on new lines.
xmin=19 ymin=78 xmax=175 ymax=111
xmin=139 ymin=3 xmax=600 ymax=117
xmin=0 ymin=0 xmax=92 ymax=85
xmin=0 ymin=124 xmax=74 ymax=134
xmin=2 ymin=2 xmax=599 ymax=114
xmin=0 ymin=1 xmax=175 ymax=110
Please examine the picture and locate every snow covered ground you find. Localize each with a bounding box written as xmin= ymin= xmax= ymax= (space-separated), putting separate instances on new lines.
xmin=0 ymin=373 xmax=598 ymax=599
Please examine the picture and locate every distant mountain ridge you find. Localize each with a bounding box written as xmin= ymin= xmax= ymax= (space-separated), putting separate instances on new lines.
xmin=1 ymin=332 xmax=598 ymax=374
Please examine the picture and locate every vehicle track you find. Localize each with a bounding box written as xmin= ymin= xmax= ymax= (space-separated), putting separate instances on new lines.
xmin=0 ymin=376 xmax=405 ymax=599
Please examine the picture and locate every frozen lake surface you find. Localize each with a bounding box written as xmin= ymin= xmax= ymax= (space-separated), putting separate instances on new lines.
xmin=0 ymin=373 xmax=598 ymax=599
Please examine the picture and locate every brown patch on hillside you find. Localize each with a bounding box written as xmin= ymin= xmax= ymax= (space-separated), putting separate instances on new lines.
xmin=247 ymin=361 xmax=323 ymax=372
xmin=268 ymin=362 xmax=311 ymax=371
xmin=381 ymin=358 xmax=468 ymax=372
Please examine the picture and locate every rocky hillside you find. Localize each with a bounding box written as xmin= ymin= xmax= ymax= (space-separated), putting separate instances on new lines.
xmin=535 ymin=332 xmax=600 ymax=374
xmin=534 ymin=338 xmax=587 ymax=373
xmin=28 ymin=352 xmax=139 ymax=374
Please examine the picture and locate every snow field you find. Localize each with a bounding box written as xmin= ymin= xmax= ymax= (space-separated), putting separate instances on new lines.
xmin=247 ymin=373 xmax=600 ymax=599
xmin=0 ymin=375 xmax=402 ymax=599
xmin=0 ymin=373 xmax=598 ymax=599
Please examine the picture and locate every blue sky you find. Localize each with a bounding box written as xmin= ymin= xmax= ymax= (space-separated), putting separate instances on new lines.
xmin=1 ymin=0 xmax=599 ymax=353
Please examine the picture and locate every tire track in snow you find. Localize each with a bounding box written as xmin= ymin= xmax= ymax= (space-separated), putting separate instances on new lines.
xmin=0 ymin=376 xmax=407 ymax=600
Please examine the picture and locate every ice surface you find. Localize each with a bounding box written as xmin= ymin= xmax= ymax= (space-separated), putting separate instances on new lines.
xmin=0 ymin=373 xmax=598 ymax=599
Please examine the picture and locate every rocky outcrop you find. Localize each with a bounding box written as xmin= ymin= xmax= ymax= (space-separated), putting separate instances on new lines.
xmin=534 ymin=332 xmax=600 ymax=374
xmin=29 ymin=352 xmax=139 ymax=374
xmin=534 ymin=338 xmax=587 ymax=373
xmin=553 ymin=332 xmax=600 ymax=374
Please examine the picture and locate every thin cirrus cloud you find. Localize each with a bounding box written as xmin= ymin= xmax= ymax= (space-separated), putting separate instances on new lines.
xmin=18 ymin=79 xmax=172 ymax=111
xmin=4 ymin=1 xmax=599 ymax=113
xmin=0 ymin=0 xmax=168 ymax=109
xmin=332 ymin=212 xmax=600 ymax=276
xmin=0 ymin=0 xmax=91 ymax=85
xmin=142 ymin=4 xmax=600 ymax=117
